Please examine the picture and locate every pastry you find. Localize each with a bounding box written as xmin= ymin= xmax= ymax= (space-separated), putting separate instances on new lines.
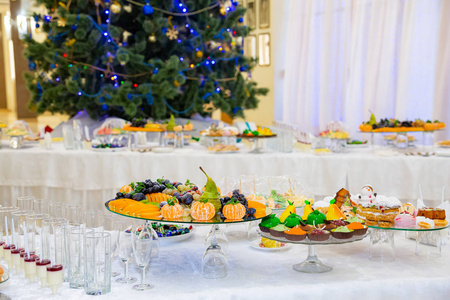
xmin=346 ymin=222 xmax=368 ymax=235
xmin=259 ymin=214 xmax=280 ymax=233
xmin=399 ymin=203 xmax=416 ymax=215
xmin=307 ymin=229 xmax=330 ymax=242
xmin=334 ymin=188 xmax=350 ymax=208
xmin=284 ymin=226 xmax=307 ymax=241
xmin=300 ymin=224 xmax=315 ymax=232
xmin=365 ymin=220 xmax=378 ymax=226
xmin=394 ymin=213 xmax=416 ymax=228
xmin=269 ymin=224 xmax=289 ymax=237
xmin=378 ymin=221 xmax=393 ymax=228
xmin=302 ymin=200 xmax=315 ymax=220
xmin=380 ymin=214 xmax=395 ymax=222
xmin=283 ymin=213 xmax=302 ymax=228
xmin=346 ymin=216 xmax=365 ymax=224
xmin=331 ymin=226 xmax=354 ymax=239
xmin=306 ymin=210 xmax=327 ymax=226
xmin=418 ymin=221 xmax=431 ymax=229
xmin=434 ymin=219 xmax=448 ymax=227
xmin=326 ymin=199 xmax=347 ymax=220
xmin=434 ymin=208 xmax=446 ymax=220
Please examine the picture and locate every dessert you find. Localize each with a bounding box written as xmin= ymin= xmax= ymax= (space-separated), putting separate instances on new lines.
xmin=200 ymin=123 xmax=239 ymax=136
xmin=416 ymin=217 xmax=435 ymax=228
xmin=417 ymin=208 xmax=446 ymax=220
xmin=36 ymin=259 xmax=51 ymax=287
xmin=418 ymin=221 xmax=431 ymax=229
xmin=20 ymin=250 xmax=34 ymax=274
xmin=259 ymin=214 xmax=280 ymax=233
xmin=394 ymin=213 xmax=416 ymax=228
xmin=346 ymin=222 xmax=368 ymax=235
xmin=334 ymin=188 xmax=350 ymax=208
xmin=306 ymin=210 xmax=327 ymax=226
xmin=3 ymin=244 xmax=14 ymax=267
xmin=326 ymin=199 xmax=346 ymax=220
xmin=239 ymin=126 xmax=275 ymax=137
xmin=378 ymin=221 xmax=392 ymax=228
xmin=330 ymin=219 xmax=346 ymax=227
xmin=24 ymin=255 xmax=39 ymax=282
xmin=11 ymin=248 xmax=21 ymax=272
xmin=284 ymin=226 xmax=307 ymax=241
xmin=207 ymin=144 xmax=239 ymax=152
xmin=283 ymin=213 xmax=302 ymax=228
xmin=434 ymin=220 xmax=448 ymax=227
xmin=300 ymin=224 xmax=315 ymax=232
xmin=47 ymin=264 xmax=63 ymax=294
xmin=259 ymin=237 xmax=286 ymax=248
xmin=0 ymin=241 xmax=4 ymax=259
xmin=302 ymin=201 xmax=314 ymax=220
xmin=269 ymin=224 xmax=289 ymax=237
xmin=307 ymin=229 xmax=330 ymax=242
xmin=346 ymin=216 xmax=364 ymax=224
xmin=399 ymin=203 xmax=416 ymax=215
xmin=279 ymin=200 xmax=296 ymax=223
xmin=331 ymin=226 xmax=354 ymax=239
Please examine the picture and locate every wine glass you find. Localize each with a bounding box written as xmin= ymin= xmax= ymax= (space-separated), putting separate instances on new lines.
xmin=116 ymin=222 xmax=137 ymax=284
xmin=131 ymin=225 xmax=154 ymax=290
xmin=202 ymin=228 xmax=228 ymax=279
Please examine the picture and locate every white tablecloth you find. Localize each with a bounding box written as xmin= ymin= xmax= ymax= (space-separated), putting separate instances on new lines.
xmin=1 ymin=226 xmax=450 ymax=299
xmin=1 ymin=142 xmax=450 ymax=210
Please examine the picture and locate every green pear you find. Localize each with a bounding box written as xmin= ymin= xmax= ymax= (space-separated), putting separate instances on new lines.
xmin=369 ymin=112 xmax=377 ymax=126
xmin=199 ymin=167 xmax=220 ymax=200
xmin=167 ymin=114 xmax=176 ymax=131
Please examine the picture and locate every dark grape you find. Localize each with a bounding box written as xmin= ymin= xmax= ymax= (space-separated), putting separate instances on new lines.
xmin=141 ymin=188 xmax=150 ymax=195
xmin=162 ymin=179 xmax=170 ymax=185
xmin=116 ymin=192 xmax=124 ymax=198
xmin=173 ymin=192 xmax=181 ymax=198
xmin=224 ymin=196 xmax=231 ymax=202
xmin=132 ymin=193 xmax=146 ymax=201
xmin=247 ymin=208 xmax=256 ymax=215
xmin=174 ymin=182 xmax=182 ymax=188
xmin=160 ymin=201 xmax=167 ymax=208
xmin=124 ymin=193 xmax=133 ymax=199
xmin=182 ymin=193 xmax=193 ymax=205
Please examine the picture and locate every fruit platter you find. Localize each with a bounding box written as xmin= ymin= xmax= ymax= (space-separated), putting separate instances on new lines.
xmin=200 ymin=123 xmax=239 ymax=137
xmin=359 ymin=113 xmax=445 ymax=132
xmin=237 ymin=126 xmax=276 ymax=138
xmin=122 ymin=115 xmax=194 ymax=132
xmin=149 ymin=223 xmax=195 ymax=243
xmin=106 ymin=167 xmax=270 ymax=224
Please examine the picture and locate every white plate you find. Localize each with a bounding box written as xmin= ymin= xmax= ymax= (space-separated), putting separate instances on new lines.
xmin=436 ymin=152 xmax=450 ymax=157
xmin=437 ymin=144 xmax=450 ymax=148
xmin=249 ymin=239 xmax=292 ymax=252
xmin=152 ymin=147 xmax=175 ymax=153
xmin=92 ymin=147 xmax=127 ymax=152
xmin=207 ymin=150 xmax=239 ymax=154
xmin=160 ymin=227 xmax=195 ymax=244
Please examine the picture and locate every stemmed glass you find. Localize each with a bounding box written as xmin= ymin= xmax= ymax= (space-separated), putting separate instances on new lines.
xmin=116 ymin=222 xmax=137 ymax=284
xmin=131 ymin=224 xmax=155 ymax=290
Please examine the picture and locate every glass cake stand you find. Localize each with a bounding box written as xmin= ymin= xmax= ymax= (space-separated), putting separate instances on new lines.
xmin=261 ymin=232 xmax=368 ymax=273
xmin=106 ymin=199 xmax=271 ymax=279
xmin=236 ymin=135 xmax=277 ymax=153
xmin=366 ymin=224 xmax=449 ymax=261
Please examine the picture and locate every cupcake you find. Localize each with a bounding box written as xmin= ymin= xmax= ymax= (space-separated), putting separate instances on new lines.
xmin=394 ymin=213 xmax=416 ymax=228
xmin=307 ymin=229 xmax=330 ymax=241
xmin=269 ymin=224 xmax=289 ymax=237
xmin=331 ymin=226 xmax=354 ymax=239
xmin=284 ymin=226 xmax=307 ymax=241
xmin=346 ymin=216 xmax=365 ymax=224
xmin=259 ymin=214 xmax=280 ymax=233
xmin=346 ymin=222 xmax=368 ymax=235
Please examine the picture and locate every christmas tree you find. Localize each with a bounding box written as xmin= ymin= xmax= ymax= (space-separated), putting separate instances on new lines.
xmin=23 ymin=0 xmax=268 ymax=121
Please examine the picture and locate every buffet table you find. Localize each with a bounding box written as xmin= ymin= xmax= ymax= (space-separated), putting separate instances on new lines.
xmin=1 ymin=141 xmax=450 ymax=209
xmin=1 ymin=226 xmax=449 ymax=299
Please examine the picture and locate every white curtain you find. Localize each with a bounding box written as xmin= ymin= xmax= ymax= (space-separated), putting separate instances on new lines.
xmin=279 ymin=0 xmax=450 ymax=139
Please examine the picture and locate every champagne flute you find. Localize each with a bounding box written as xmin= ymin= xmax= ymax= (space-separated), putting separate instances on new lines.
xmin=116 ymin=222 xmax=136 ymax=284
xmin=131 ymin=225 xmax=154 ymax=290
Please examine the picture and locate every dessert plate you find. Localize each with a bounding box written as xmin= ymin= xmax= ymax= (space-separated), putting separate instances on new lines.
xmin=0 ymin=268 xmax=10 ymax=290
xmin=152 ymin=147 xmax=175 ymax=153
xmin=249 ymin=239 xmax=292 ymax=252
xmin=346 ymin=144 xmax=369 ymax=149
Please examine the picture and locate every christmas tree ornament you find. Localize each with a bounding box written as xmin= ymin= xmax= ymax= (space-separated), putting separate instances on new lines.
xmin=123 ymin=4 xmax=132 ymax=13
xmin=57 ymin=18 xmax=67 ymax=27
xmin=225 ymin=89 xmax=231 ymax=97
xmin=110 ymin=1 xmax=121 ymax=14
xmin=148 ymin=34 xmax=156 ymax=42
xmin=219 ymin=7 xmax=227 ymax=16
xmin=166 ymin=27 xmax=178 ymax=40
xmin=174 ymin=80 xmax=180 ymax=87
xmin=203 ymin=101 xmax=216 ymax=113
xmin=196 ymin=50 xmax=203 ymax=58
xmin=143 ymin=1 xmax=154 ymax=15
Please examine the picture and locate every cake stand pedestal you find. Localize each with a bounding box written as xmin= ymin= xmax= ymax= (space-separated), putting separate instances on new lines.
xmin=261 ymin=231 xmax=368 ymax=273
xmin=293 ymin=244 xmax=332 ymax=273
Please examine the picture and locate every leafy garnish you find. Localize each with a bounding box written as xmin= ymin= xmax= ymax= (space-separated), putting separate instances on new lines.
xmin=157 ymin=177 xmax=165 ymax=184
xmin=352 ymin=206 xmax=357 ymax=213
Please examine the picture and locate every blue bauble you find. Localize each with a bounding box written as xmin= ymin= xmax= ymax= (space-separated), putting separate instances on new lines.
xmin=29 ymin=62 xmax=37 ymax=71
xmin=71 ymin=25 xmax=77 ymax=31
xmin=101 ymin=104 xmax=109 ymax=110
xmin=143 ymin=4 xmax=154 ymax=15
xmin=50 ymin=64 xmax=56 ymax=69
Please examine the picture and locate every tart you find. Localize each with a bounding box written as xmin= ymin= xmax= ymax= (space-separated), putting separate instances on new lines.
xmin=307 ymin=229 xmax=330 ymax=242
xmin=284 ymin=226 xmax=307 ymax=241
xmin=365 ymin=220 xmax=378 ymax=226
xmin=378 ymin=221 xmax=392 ymax=228
xmin=269 ymin=224 xmax=289 ymax=237
xmin=346 ymin=222 xmax=368 ymax=235
xmin=434 ymin=219 xmax=448 ymax=227
xmin=259 ymin=214 xmax=280 ymax=233
xmin=380 ymin=214 xmax=395 ymax=222
xmin=300 ymin=224 xmax=315 ymax=231
xmin=331 ymin=226 xmax=354 ymax=239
